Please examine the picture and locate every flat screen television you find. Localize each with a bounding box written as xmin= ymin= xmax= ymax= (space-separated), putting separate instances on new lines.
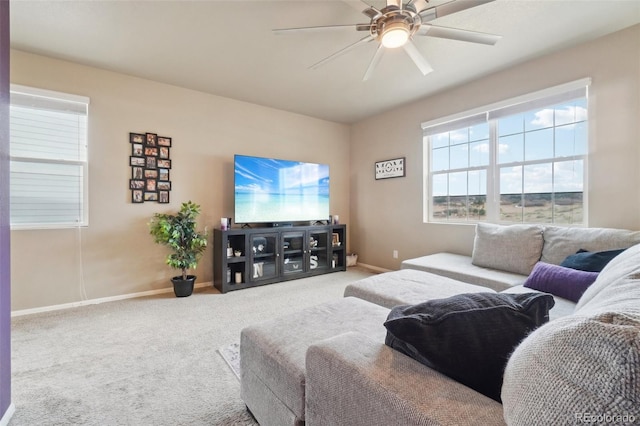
xmin=234 ymin=154 xmax=330 ymax=224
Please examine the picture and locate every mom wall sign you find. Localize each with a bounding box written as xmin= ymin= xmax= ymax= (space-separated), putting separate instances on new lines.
xmin=375 ymin=157 xmax=405 ymax=180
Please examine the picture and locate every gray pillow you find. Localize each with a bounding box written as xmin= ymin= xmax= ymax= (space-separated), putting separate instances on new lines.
xmin=471 ymin=223 xmax=544 ymax=275
xmin=541 ymin=226 xmax=640 ymax=265
xmin=384 ymin=292 xmax=555 ymax=402
xmin=503 ymin=312 xmax=640 ymax=424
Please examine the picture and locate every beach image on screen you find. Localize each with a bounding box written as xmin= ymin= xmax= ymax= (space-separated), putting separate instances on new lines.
xmin=234 ymin=155 xmax=330 ymax=223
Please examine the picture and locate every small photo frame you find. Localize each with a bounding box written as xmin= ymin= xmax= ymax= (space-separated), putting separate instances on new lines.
xmin=157 ymin=159 xmax=171 ymax=169
xmin=146 ymin=157 xmax=157 ymax=169
xmin=146 ymin=179 xmax=157 ymax=191
xmin=158 ymin=136 xmax=172 ymax=147
xmin=130 ymin=156 xmax=145 ymax=167
xmin=157 ymin=181 xmax=171 ymax=191
xmin=146 ymin=133 xmax=157 ymax=146
xmin=132 ymin=143 xmax=144 ymax=157
xmin=158 ymin=191 xmax=170 ymax=204
xmin=158 ymin=168 xmax=170 ymax=181
xmin=132 ymin=190 xmax=143 ymax=203
xmin=132 ymin=167 xmax=143 ymax=179
xmin=130 ymin=179 xmax=145 ymax=189
xmin=144 ymin=147 xmax=158 ymax=157
xmin=130 ymin=133 xmax=145 ymax=144
xmin=159 ymin=147 xmax=170 ymax=159
xmin=144 ymin=169 xmax=158 ymax=179
xmin=144 ymin=192 xmax=158 ymax=201
xmin=332 ymin=233 xmax=340 ymax=246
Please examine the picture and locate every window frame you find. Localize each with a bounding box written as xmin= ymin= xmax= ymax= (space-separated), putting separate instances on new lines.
xmin=422 ymin=79 xmax=590 ymax=226
xmin=9 ymin=84 xmax=90 ymax=230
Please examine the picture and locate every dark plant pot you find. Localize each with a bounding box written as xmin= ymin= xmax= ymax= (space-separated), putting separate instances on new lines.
xmin=171 ymin=275 xmax=196 ymax=297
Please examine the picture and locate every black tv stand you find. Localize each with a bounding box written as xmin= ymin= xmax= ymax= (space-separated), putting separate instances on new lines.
xmin=213 ymin=224 xmax=346 ymax=293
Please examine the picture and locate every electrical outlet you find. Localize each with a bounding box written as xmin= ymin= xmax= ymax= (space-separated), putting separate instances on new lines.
xmin=393 ymin=250 xmax=398 ymax=259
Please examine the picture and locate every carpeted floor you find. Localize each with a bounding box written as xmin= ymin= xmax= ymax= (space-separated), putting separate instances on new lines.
xmin=10 ymin=267 xmax=375 ymax=425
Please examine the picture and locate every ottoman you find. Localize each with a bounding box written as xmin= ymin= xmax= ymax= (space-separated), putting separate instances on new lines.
xmin=344 ymin=269 xmax=495 ymax=309
xmin=240 ymin=297 xmax=390 ymax=426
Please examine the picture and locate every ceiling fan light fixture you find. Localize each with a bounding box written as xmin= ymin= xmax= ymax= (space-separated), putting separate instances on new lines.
xmin=380 ymin=23 xmax=410 ymax=48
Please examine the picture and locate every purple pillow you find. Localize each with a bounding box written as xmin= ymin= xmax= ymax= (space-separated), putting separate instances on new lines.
xmin=524 ymin=262 xmax=599 ymax=303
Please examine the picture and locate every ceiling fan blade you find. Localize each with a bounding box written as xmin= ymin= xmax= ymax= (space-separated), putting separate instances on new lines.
xmin=363 ymin=44 xmax=385 ymax=81
xmin=273 ymin=24 xmax=362 ymax=35
xmin=310 ymin=35 xmax=375 ymax=70
xmin=409 ymin=0 xmax=430 ymax=13
xmin=362 ymin=6 xmax=383 ymax=19
xmin=417 ymin=23 xmax=501 ymax=45
xmin=387 ymin=0 xmax=401 ymax=7
xmin=403 ymin=41 xmax=433 ymax=75
xmin=419 ymin=0 xmax=496 ymax=22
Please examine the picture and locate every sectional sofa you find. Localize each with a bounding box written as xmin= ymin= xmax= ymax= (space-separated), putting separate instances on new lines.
xmin=240 ymin=224 xmax=640 ymax=425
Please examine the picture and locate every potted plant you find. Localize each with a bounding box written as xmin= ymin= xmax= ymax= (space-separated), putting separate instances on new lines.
xmin=148 ymin=201 xmax=208 ymax=297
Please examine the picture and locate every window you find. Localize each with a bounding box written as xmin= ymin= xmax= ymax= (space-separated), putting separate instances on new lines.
xmin=10 ymin=85 xmax=89 ymax=228
xmin=423 ymin=79 xmax=589 ymax=225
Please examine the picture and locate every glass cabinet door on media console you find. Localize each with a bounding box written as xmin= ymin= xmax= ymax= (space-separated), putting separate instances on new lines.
xmin=249 ymin=232 xmax=279 ymax=282
xmin=307 ymin=229 xmax=331 ymax=272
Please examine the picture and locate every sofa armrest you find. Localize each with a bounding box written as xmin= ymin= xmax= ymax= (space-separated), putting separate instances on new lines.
xmin=305 ymin=332 xmax=505 ymax=426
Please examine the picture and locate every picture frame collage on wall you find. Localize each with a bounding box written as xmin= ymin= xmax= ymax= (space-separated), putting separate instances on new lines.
xmin=129 ymin=132 xmax=172 ymax=203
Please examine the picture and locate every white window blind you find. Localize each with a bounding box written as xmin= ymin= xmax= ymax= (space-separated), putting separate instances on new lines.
xmin=9 ymin=85 xmax=89 ymax=228
xmin=422 ymin=79 xmax=590 ymax=225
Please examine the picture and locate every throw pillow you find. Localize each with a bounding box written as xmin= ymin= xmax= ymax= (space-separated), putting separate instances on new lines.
xmin=383 ymin=292 xmax=555 ymax=402
xmin=560 ymin=248 xmax=626 ymax=272
xmin=524 ymin=262 xmax=599 ymax=303
xmin=471 ymin=223 xmax=544 ymax=275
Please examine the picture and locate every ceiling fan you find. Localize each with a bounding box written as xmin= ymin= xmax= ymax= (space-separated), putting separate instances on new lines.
xmin=273 ymin=0 xmax=501 ymax=81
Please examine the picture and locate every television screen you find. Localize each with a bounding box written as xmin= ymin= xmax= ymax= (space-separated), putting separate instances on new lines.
xmin=234 ymin=155 xmax=330 ymax=224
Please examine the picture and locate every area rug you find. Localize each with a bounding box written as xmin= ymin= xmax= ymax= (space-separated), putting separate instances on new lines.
xmin=219 ymin=342 xmax=241 ymax=380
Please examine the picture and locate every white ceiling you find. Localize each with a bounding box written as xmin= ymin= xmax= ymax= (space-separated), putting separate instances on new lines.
xmin=9 ymin=0 xmax=640 ymax=124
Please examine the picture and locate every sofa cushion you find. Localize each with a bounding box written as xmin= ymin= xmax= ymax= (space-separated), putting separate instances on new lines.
xmin=540 ymin=226 xmax=640 ymax=265
xmin=560 ymin=248 xmax=626 ymax=272
xmin=502 ymin=312 xmax=640 ymax=424
xmin=383 ymin=292 xmax=555 ymax=402
xmin=344 ymin=269 xmax=494 ymax=309
xmin=401 ymin=253 xmax=527 ymax=292
xmin=472 ymin=223 xmax=544 ymax=275
xmin=523 ymin=262 xmax=599 ymax=303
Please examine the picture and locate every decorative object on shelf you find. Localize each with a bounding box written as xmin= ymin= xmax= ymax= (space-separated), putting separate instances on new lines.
xmin=130 ymin=132 xmax=172 ymax=203
xmin=253 ymin=237 xmax=267 ymax=254
xmin=234 ymin=250 xmax=242 ymax=257
xmin=332 ymin=233 xmax=341 ymax=247
xmin=148 ymin=201 xmax=208 ymax=297
xmin=333 ymin=215 xmax=340 ymax=225
xmin=375 ymin=157 xmax=405 ymax=180
xmin=221 ymin=217 xmax=229 ymax=230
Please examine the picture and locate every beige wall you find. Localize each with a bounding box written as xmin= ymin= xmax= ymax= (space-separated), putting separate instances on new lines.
xmin=350 ymin=24 xmax=640 ymax=270
xmin=10 ymin=50 xmax=350 ymax=311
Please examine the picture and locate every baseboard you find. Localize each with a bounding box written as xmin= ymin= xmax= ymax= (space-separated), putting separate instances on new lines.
xmin=11 ymin=281 xmax=213 ymax=317
xmin=0 ymin=403 xmax=15 ymax=426
xmin=355 ymin=263 xmax=392 ymax=273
